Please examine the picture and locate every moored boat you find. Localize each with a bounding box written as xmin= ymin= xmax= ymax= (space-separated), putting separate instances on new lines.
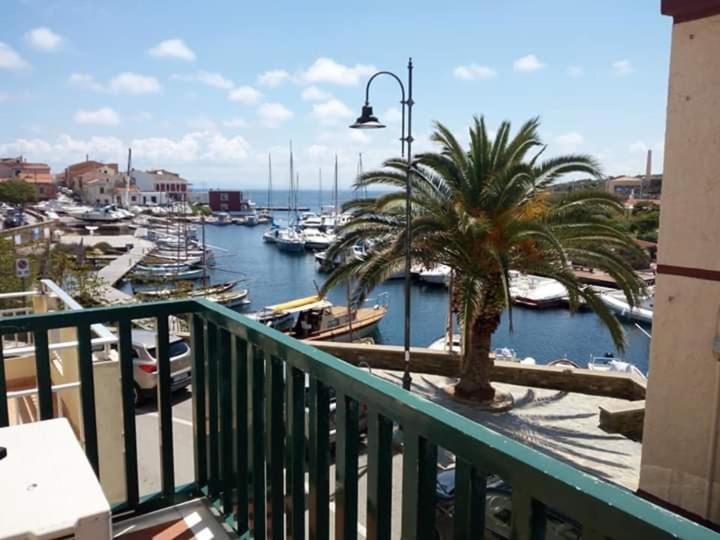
xmin=600 ymin=288 xmax=654 ymax=324
xmin=588 ymin=353 xmax=647 ymax=381
xmin=275 ymin=228 xmax=305 ymax=252
xmin=132 ymin=267 xmax=204 ymax=282
xmin=510 ymin=274 xmax=568 ymax=308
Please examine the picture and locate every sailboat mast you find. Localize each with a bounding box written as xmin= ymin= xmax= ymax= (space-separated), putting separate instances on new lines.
xmin=289 ymin=141 xmax=294 ymax=217
xmin=318 ymin=168 xmax=322 ymax=212
xmin=334 ymin=154 xmax=339 ymax=216
xmin=267 ymin=153 xmax=272 ymax=211
xmin=125 ymin=147 xmax=132 ymax=207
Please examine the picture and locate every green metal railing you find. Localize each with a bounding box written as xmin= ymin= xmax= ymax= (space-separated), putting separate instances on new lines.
xmin=0 ymin=298 xmax=718 ymax=539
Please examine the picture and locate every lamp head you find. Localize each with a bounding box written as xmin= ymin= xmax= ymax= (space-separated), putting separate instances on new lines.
xmin=349 ymin=105 xmax=385 ymax=129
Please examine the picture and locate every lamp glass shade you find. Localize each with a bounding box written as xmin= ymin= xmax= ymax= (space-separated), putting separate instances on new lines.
xmin=349 ymin=105 xmax=386 ymax=129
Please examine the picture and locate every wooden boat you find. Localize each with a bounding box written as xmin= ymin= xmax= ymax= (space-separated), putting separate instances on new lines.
xmin=206 ymin=289 xmax=250 ymax=308
xmin=249 ymin=294 xmax=387 ymax=342
xmin=132 ymin=267 xmax=204 ymax=282
xmin=137 ymin=280 xmax=238 ymax=299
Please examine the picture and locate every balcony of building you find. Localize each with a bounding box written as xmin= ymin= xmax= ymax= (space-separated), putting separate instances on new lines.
xmin=0 ymin=294 xmax=718 ymax=539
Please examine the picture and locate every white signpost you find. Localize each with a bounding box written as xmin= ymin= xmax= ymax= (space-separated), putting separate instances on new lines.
xmin=15 ymin=257 xmax=30 ymax=278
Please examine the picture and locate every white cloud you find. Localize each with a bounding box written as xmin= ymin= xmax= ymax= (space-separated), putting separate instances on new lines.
xmin=301 ymin=57 xmax=376 ymax=86
xmin=566 ymin=65 xmax=584 ymax=78
xmin=172 ymin=71 xmax=234 ymax=90
xmin=553 ymin=132 xmax=584 ymax=152
xmin=0 ymin=42 xmax=30 ymax=70
xmin=74 ymin=107 xmax=121 ymax=126
xmin=258 ymin=102 xmax=293 ymax=128
xmin=223 ymin=117 xmax=248 ymax=128
xmin=513 ymin=54 xmax=545 ymax=72
xmin=629 ymin=141 xmax=648 ymax=153
xmin=301 ymin=85 xmax=332 ymax=101
xmin=612 ymin=59 xmax=633 ymax=76
xmin=148 ymin=39 xmax=196 ymax=61
xmin=228 ymin=85 xmax=263 ymax=105
xmin=258 ymin=69 xmax=291 ymax=87
xmin=453 ymin=64 xmax=497 ymax=80
xmin=25 ymin=27 xmax=63 ymax=51
xmin=383 ymin=107 xmax=402 ymax=124
xmin=349 ymin=130 xmax=371 ymax=144
xmin=68 ymin=73 xmax=104 ymax=91
xmin=311 ymin=98 xmax=353 ymax=125
xmin=109 ymin=72 xmax=161 ymax=95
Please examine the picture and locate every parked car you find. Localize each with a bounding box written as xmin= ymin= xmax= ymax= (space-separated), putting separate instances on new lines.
xmin=434 ymin=468 xmax=581 ymax=539
xmin=3 ymin=208 xmax=25 ymax=229
xmin=130 ymin=330 xmax=191 ymax=405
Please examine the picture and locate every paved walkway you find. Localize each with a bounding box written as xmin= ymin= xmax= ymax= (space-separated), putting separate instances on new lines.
xmin=375 ymin=370 xmax=642 ymax=490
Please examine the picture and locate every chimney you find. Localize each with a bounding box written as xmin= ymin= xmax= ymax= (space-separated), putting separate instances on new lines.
xmin=645 ymin=149 xmax=652 ymax=180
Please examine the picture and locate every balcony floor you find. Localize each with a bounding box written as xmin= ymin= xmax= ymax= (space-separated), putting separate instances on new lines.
xmin=113 ymin=499 xmax=232 ymax=540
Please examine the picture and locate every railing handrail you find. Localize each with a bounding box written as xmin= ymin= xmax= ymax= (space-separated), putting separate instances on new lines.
xmin=0 ymin=297 xmax=716 ymax=539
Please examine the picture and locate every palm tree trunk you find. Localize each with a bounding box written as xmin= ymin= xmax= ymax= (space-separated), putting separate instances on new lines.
xmin=455 ymin=312 xmax=500 ymax=402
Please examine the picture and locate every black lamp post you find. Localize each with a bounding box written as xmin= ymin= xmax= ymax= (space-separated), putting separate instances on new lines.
xmin=350 ymin=58 xmax=414 ymax=391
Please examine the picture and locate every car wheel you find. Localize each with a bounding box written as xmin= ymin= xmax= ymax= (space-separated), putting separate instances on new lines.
xmin=133 ymin=383 xmax=144 ymax=407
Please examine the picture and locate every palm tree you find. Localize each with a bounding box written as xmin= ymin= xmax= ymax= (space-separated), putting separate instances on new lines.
xmin=321 ymin=116 xmax=647 ymax=403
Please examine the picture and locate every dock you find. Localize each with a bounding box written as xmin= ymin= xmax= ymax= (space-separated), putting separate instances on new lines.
xmin=574 ymin=268 xmax=656 ymax=288
xmin=60 ymin=232 xmax=154 ymax=303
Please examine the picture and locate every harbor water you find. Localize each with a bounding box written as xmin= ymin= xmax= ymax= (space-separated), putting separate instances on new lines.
xmin=192 ymin=189 xmax=652 ymax=372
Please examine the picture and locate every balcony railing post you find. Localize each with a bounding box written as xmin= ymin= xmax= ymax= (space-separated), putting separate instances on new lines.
xmin=118 ymin=318 xmax=139 ymax=509
xmin=0 ymin=339 xmax=7 ymax=427
xmin=77 ymin=323 xmax=99 ymax=476
xmin=250 ymin=346 xmax=266 ymax=538
xmin=191 ymin=315 xmax=207 ymax=489
xmin=286 ymin=365 xmax=306 ymax=540
xmin=367 ymin=410 xmax=393 ymax=540
xmin=267 ymin=356 xmax=285 ymax=539
xmin=511 ymin=490 xmax=546 ymax=540
xmin=308 ymin=378 xmax=330 ymax=540
xmin=453 ymin=459 xmax=486 ymax=539
xmin=233 ymin=336 xmax=249 ymax=534
xmin=156 ymin=314 xmax=175 ymax=498
xmin=335 ymin=393 xmax=360 ymax=540
xmin=206 ymin=321 xmax=220 ymax=496
xmin=33 ymin=330 xmax=52 ymax=420
xmin=218 ymin=328 xmax=234 ymax=515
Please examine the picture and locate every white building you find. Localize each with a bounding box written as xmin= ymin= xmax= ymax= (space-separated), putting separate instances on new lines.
xmin=130 ymin=169 xmax=189 ymax=204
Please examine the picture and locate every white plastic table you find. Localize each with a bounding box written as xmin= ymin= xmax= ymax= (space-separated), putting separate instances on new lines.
xmin=0 ymin=418 xmax=111 ymax=539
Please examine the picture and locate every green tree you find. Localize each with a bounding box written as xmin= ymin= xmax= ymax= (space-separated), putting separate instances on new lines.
xmin=322 ymin=116 xmax=646 ymax=403
xmin=0 ymin=179 xmax=38 ymax=205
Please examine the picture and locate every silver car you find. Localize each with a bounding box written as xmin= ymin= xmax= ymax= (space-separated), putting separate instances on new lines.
xmin=131 ymin=330 xmax=191 ymax=405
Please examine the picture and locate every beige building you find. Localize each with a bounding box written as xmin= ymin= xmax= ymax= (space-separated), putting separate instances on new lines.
xmin=640 ymin=0 xmax=720 ymax=527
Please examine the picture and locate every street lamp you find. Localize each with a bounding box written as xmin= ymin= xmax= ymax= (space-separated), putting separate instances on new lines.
xmin=350 ymin=58 xmax=414 ymax=391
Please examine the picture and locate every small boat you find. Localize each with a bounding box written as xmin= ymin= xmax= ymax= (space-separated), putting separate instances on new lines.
xmin=302 ymin=228 xmax=335 ymax=250
xmin=600 ymin=288 xmax=654 ymax=324
xmin=510 ymin=274 xmax=568 ymax=308
xmin=428 ymin=334 xmax=462 ymax=352
xmin=494 ymin=347 xmax=536 ymax=365
xmin=213 ymin=212 xmax=232 ymax=226
xmin=135 ymin=261 xmax=194 ymax=273
xmin=588 ymin=353 xmax=647 ymax=381
xmin=137 ymin=280 xmax=237 ymax=299
xmin=299 ymin=212 xmax=323 ymax=229
xmin=78 ymin=205 xmax=125 ymax=222
xmin=276 ymin=228 xmax=305 ymax=253
xmin=206 ymin=289 xmax=250 ymax=308
xmin=418 ymin=264 xmax=451 ymax=286
xmin=263 ymin=227 xmax=279 ymax=243
xmin=242 ymin=214 xmax=259 ymax=226
xmin=132 ymin=267 xmax=204 ymax=282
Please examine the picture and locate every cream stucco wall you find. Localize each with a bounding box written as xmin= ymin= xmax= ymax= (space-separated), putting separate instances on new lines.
xmin=640 ymin=13 xmax=720 ymax=524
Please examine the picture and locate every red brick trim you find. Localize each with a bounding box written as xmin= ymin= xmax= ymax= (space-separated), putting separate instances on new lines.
xmin=662 ymin=0 xmax=720 ymax=22
xmin=657 ymin=264 xmax=720 ymax=282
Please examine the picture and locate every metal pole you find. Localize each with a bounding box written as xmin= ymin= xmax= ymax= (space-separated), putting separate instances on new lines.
xmin=402 ymin=58 xmax=414 ymax=391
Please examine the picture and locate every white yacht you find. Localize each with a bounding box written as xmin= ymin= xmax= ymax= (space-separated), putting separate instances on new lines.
xmin=418 ymin=264 xmax=451 ymax=286
xmin=78 ymin=205 xmax=126 ymax=222
xmin=428 ymin=335 xmax=536 ymax=364
xmin=588 ymin=353 xmax=647 ymax=381
xmin=276 ymin=228 xmax=305 ymax=253
xmin=299 ymin=212 xmax=324 ymax=229
xmin=302 ymin=228 xmax=335 ymax=250
xmin=510 ymin=273 xmax=568 ymax=308
xmin=600 ymin=288 xmax=654 ymax=324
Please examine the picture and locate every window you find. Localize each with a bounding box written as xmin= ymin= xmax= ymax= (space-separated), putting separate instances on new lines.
xmin=99 ymin=187 xmax=104 ymax=194
xmin=131 ymin=196 xmax=137 ymax=202
xmin=220 ymin=203 xmax=228 ymax=211
xmin=220 ymin=193 xmax=229 ymax=201
xmin=151 ymin=196 xmax=157 ymax=203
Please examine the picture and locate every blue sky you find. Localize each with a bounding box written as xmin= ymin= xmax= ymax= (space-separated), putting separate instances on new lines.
xmin=1 ymin=0 xmax=671 ymax=189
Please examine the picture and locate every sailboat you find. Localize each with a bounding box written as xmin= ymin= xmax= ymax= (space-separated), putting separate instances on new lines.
xmin=275 ymin=144 xmax=306 ymax=253
xmin=258 ymin=153 xmax=273 ymax=225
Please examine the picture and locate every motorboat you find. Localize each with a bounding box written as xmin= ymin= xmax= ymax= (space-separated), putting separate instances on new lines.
xmin=242 ymin=213 xmax=259 ymax=226
xmin=600 ymin=288 xmax=654 ymax=324
xmin=275 ymin=228 xmax=305 ymax=253
xmin=418 ymin=264 xmax=451 ymax=286
xmin=205 ymin=289 xmax=250 ymax=309
xmin=213 ymin=212 xmax=232 ymax=226
xmin=299 ymin=212 xmax=324 ymax=229
xmin=78 ymin=205 xmax=125 ymax=222
xmin=302 ymin=228 xmax=335 ymax=250
xmin=588 ymin=353 xmax=647 ymax=381
xmin=494 ymin=347 xmax=536 ymax=365
xmin=510 ymin=274 xmax=568 ymax=308
xmin=428 ymin=334 xmax=462 ymax=352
